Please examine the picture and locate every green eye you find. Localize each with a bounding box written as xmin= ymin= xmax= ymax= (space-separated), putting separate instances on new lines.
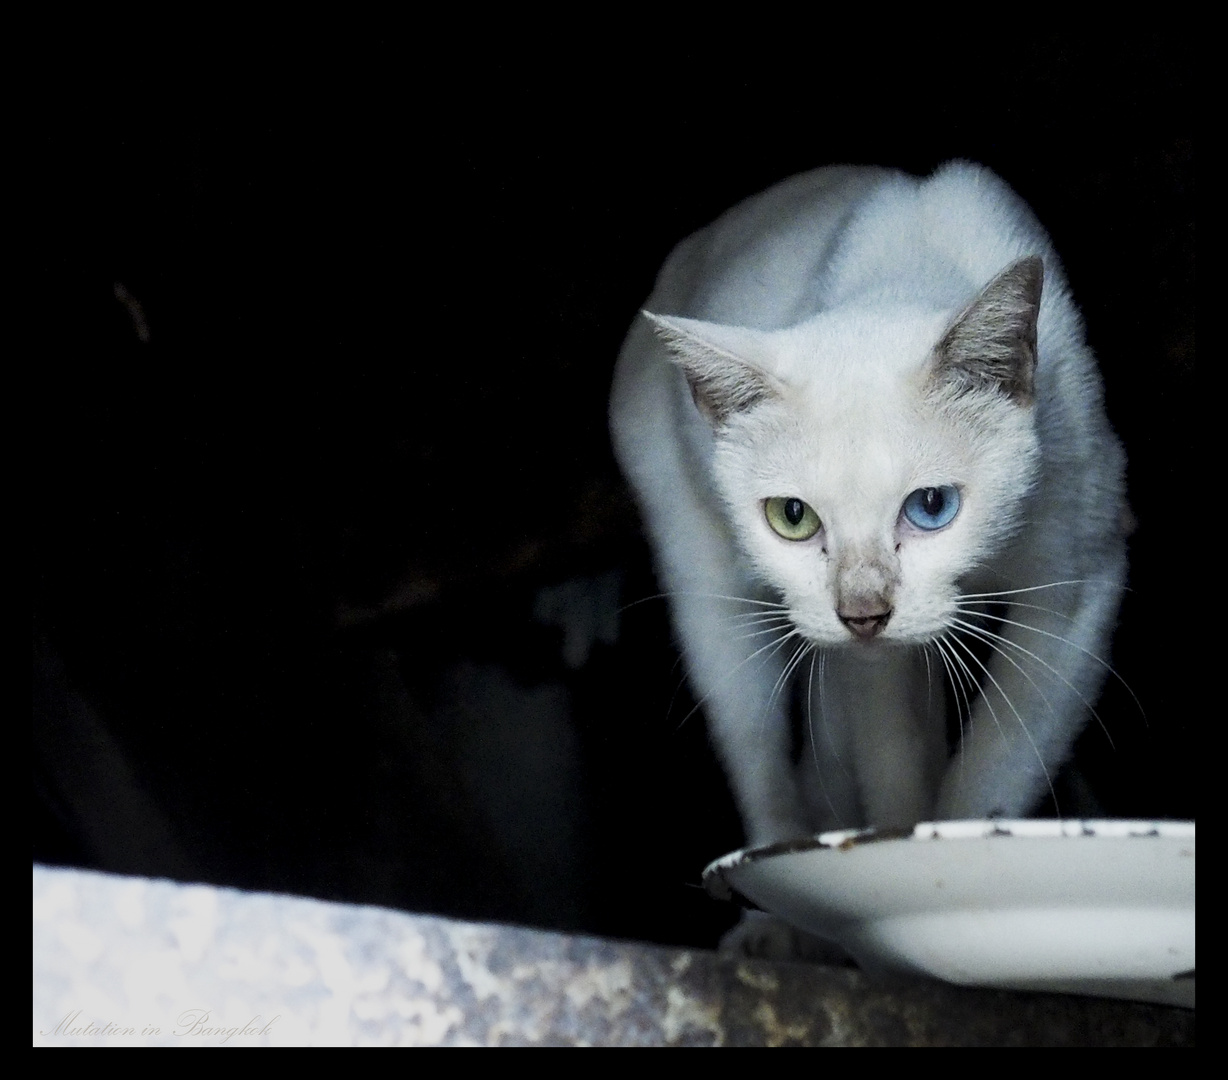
xmin=764 ymin=496 xmax=821 ymax=541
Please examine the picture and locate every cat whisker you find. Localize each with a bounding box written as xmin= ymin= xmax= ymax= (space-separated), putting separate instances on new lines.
xmin=617 ymin=590 xmax=792 ymax=623
xmin=954 ymin=604 xmax=1144 ymax=727
xmin=723 ymin=610 xmax=795 ymax=629
xmin=759 ymin=632 xmax=810 ymax=741
xmin=799 ymin=646 xmax=865 ymax=823
xmin=920 ymin=644 xmax=952 ymax=738
xmin=805 ymin=649 xmax=835 ymax=819
xmin=670 ymin=591 xmax=792 ymax=609
xmin=722 ymin=609 xmax=795 ymax=642
xmin=670 ymin=619 xmax=801 ymax=734
xmin=773 ymin=638 xmax=809 ymax=704
xmin=618 ymin=588 xmax=801 ymax=730
xmin=956 ymin=579 xmax=1128 ymax=601
xmin=948 ymin=615 xmax=1082 ymax=744
xmin=930 ymin=635 xmax=981 ymax=791
xmin=731 ymin=625 xmax=799 ymax=645
xmin=805 ymin=647 xmax=856 ymax=820
xmin=940 ymin=628 xmax=1061 ymax=812
xmin=949 ymin=614 xmax=1115 ymax=747
xmin=956 ymin=598 xmax=1077 ymax=622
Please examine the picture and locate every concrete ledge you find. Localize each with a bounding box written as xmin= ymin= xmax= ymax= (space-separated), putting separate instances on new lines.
xmin=33 ymin=866 xmax=1193 ymax=1046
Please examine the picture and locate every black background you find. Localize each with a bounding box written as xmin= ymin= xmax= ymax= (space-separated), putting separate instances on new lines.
xmin=33 ymin=36 xmax=1195 ymax=947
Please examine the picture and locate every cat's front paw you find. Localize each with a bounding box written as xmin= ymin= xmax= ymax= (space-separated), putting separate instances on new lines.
xmin=719 ymin=910 xmax=853 ymax=965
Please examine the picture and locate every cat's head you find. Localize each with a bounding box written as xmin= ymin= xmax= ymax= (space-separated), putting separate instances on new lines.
xmin=648 ymin=257 xmax=1043 ymax=646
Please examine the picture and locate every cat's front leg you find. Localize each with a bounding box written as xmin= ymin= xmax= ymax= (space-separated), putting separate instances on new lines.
xmin=935 ymin=571 xmax=1125 ymax=820
xmin=671 ymin=587 xmax=808 ymax=845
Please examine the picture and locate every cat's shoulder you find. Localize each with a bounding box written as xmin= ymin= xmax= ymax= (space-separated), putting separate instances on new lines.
xmin=649 ymin=166 xmax=901 ymax=327
xmin=676 ymin=160 xmax=1029 ymax=253
xmin=646 ymin=163 xmax=1057 ymax=326
xmin=665 ymin=165 xmax=897 ymax=267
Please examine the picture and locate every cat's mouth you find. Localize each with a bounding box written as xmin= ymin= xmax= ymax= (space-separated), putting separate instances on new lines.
xmin=838 ymin=608 xmax=893 ymax=640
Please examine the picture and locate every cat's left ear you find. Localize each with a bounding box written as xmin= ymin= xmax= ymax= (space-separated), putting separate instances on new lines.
xmin=931 ymin=256 xmax=1043 ymax=404
xmin=643 ymin=311 xmax=784 ymax=426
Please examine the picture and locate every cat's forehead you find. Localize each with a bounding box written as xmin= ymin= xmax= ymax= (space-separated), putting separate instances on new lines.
xmin=733 ymin=389 xmax=963 ymax=498
xmin=728 ymin=309 xmax=977 ymax=497
xmin=775 ymin=306 xmax=952 ymax=390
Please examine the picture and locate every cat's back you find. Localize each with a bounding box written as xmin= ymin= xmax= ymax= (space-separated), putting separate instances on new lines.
xmin=643 ymin=161 xmax=1072 ymax=330
xmin=646 ymin=165 xmax=900 ymax=330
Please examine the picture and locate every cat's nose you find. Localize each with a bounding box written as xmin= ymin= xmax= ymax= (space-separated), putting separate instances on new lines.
xmin=838 ymin=604 xmax=892 ymax=639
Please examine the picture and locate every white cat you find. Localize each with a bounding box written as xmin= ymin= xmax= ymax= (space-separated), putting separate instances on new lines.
xmin=610 ymin=162 xmax=1128 ymax=847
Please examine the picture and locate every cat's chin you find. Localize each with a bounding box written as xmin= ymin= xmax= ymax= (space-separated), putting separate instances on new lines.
xmin=833 ymin=637 xmax=910 ymax=660
xmin=801 ymin=631 xmax=947 ymax=663
xmin=795 ymin=633 xmax=911 ymax=658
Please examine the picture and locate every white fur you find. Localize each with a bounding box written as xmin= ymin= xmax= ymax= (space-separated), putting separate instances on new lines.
xmin=610 ymin=162 xmax=1127 ymax=845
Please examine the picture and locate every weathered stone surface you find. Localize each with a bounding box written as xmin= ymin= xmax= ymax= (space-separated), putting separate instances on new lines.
xmin=33 ymin=866 xmax=1193 ymax=1046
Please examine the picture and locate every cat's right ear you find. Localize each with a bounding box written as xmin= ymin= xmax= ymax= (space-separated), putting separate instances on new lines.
xmin=643 ymin=311 xmax=781 ymax=426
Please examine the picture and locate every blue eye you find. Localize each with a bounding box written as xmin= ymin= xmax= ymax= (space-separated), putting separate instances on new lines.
xmin=902 ymin=486 xmax=960 ymax=530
